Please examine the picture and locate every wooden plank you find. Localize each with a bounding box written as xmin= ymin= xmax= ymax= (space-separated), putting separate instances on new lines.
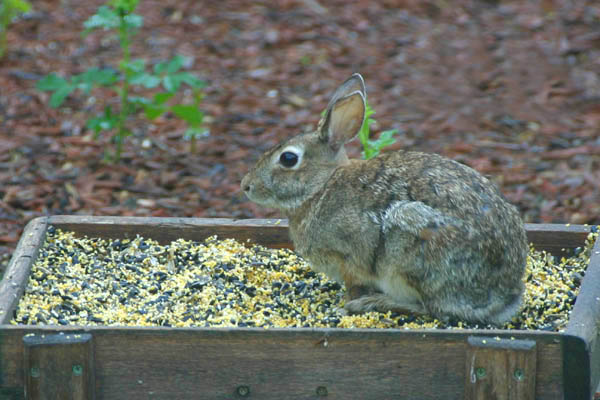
xmin=23 ymin=333 xmax=95 ymax=400
xmin=566 ymin=233 xmax=600 ymax=398
xmin=524 ymin=223 xmax=591 ymax=256
xmin=47 ymin=217 xmax=591 ymax=256
xmin=0 ymin=218 xmax=596 ymax=398
xmin=0 ymin=326 xmax=567 ymax=400
xmin=465 ymin=336 xmax=537 ymax=400
xmin=47 ymin=215 xmax=292 ymax=248
xmin=0 ymin=217 xmax=48 ymax=325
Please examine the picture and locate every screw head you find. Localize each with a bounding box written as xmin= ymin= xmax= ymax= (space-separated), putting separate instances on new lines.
xmin=475 ymin=367 xmax=486 ymax=379
xmin=236 ymin=385 xmax=250 ymax=397
xmin=30 ymin=367 xmax=40 ymax=378
xmin=316 ymin=386 xmax=328 ymax=397
xmin=514 ymin=368 xmax=525 ymax=381
xmin=72 ymin=364 xmax=83 ymax=376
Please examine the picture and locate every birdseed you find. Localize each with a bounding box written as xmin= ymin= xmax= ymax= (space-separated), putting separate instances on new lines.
xmin=11 ymin=226 xmax=599 ymax=331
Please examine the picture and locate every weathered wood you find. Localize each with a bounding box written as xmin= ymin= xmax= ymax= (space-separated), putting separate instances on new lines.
xmin=47 ymin=217 xmax=592 ymax=256
xmin=0 ymin=326 xmax=569 ymax=400
xmin=524 ymin=223 xmax=592 ymax=256
xmin=0 ymin=217 xmax=48 ymax=325
xmin=47 ymin=215 xmax=292 ymax=248
xmin=567 ymin=235 xmax=600 ymax=398
xmin=465 ymin=336 xmax=537 ymax=400
xmin=0 ymin=217 xmax=598 ymax=399
xmin=23 ymin=333 xmax=94 ymax=400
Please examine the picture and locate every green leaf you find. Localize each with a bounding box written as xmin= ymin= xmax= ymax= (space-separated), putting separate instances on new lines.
xmin=121 ymin=58 xmax=146 ymax=74
xmin=3 ymin=0 xmax=31 ymax=20
xmin=87 ymin=106 xmax=117 ymax=136
xmin=162 ymin=72 xmax=206 ymax=92
xmin=153 ymin=60 xmax=168 ymax=75
xmin=83 ymin=6 xmax=120 ymax=31
xmin=177 ymin=73 xmax=206 ymax=90
xmin=123 ymin=14 xmax=143 ymax=29
xmin=49 ymin=84 xmax=75 ymax=108
xmin=1 ymin=0 xmax=31 ymax=21
xmin=128 ymin=73 xmax=161 ymax=88
xmin=377 ymin=129 xmax=398 ymax=142
xmin=364 ymin=130 xmax=398 ymax=159
xmin=85 ymin=68 xmax=119 ymax=86
xmin=144 ymin=104 xmax=166 ymax=120
xmin=162 ymin=75 xmax=177 ymax=92
xmin=171 ymin=105 xmax=203 ymax=125
xmin=152 ymin=92 xmax=174 ymax=106
xmin=166 ymin=55 xmax=185 ymax=73
xmin=127 ymin=95 xmax=150 ymax=105
xmin=36 ymin=73 xmax=68 ymax=91
xmin=72 ymin=68 xmax=119 ymax=93
xmin=153 ymin=55 xmax=187 ymax=74
xmin=110 ymin=0 xmax=139 ymax=14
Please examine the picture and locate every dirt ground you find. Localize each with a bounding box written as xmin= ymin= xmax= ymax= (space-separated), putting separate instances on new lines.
xmin=1 ymin=0 xmax=599 ymax=266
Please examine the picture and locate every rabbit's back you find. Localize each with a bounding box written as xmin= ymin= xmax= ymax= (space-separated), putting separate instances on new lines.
xmin=290 ymin=150 xmax=527 ymax=324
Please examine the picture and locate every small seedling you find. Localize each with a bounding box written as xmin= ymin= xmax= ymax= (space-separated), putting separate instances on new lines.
xmin=320 ymin=99 xmax=398 ymax=159
xmin=358 ymin=100 xmax=399 ymax=160
xmin=0 ymin=0 xmax=32 ymax=59
xmin=36 ymin=0 xmax=207 ymax=161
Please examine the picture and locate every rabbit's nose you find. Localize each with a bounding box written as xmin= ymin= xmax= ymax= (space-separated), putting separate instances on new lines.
xmin=241 ymin=176 xmax=251 ymax=192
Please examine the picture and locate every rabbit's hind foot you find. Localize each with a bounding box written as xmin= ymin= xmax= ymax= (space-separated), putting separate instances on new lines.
xmin=344 ymin=293 xmax=425 ymax=316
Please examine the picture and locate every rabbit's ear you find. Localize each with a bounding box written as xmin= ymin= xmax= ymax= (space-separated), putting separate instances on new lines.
xmin=325 ymin=73 xmax=366 ymax=110
xmin=319 ymin=91 xmax=366 ymax=150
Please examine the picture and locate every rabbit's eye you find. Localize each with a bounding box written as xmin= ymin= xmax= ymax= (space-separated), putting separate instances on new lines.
xmin=279 ymin=151 xmax=299 ymax=168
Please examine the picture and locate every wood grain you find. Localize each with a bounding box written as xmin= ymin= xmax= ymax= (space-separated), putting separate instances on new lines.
xmin=23 ymin=333 xmax=95 ymax=400
xmin=48 ymin=215 xmax=292 ymax=248
xmin=0 ymin=217 xmax=597 ymax=399
xmin=566 ymin=233 xmax=600 ymax=397
xmin=524 ymin=223 xmax=591 ymax=256
xmin=0 ymin=326 xmax=567 ymax=400
xmin=465 ymin=337 xmax=537 ymax=400
xmin=47 ymin=217 xmax=592 ymax=255
xmin=0 ymin=217 xmax=48 ymax=325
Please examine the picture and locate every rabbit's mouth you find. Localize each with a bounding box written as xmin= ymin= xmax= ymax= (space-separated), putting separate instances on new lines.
xmin=241 ymin=177 xmax=272 ymax=207
xmin=242 ymin=175 xmax=303 ymax=212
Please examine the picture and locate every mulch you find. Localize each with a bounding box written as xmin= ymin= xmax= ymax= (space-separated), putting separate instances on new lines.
xmin=1 ymin=0 xmax=599 ymax=268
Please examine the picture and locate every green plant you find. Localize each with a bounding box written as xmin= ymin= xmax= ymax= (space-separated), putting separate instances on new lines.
xmin=358 ymin=100 xmax=399 ymax=160
xmin=0 ymin=0 xmax=32 ymax=59
xmin=36 ymin=0 xmax=207 ymax=161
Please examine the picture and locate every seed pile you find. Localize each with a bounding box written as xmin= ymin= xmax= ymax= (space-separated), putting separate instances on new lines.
xmin=11 ymin=226 xmax=599 ymax=331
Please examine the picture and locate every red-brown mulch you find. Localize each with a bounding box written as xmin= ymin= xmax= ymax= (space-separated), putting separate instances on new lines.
xmin=1 ymin=0 xmax=599 ymax=268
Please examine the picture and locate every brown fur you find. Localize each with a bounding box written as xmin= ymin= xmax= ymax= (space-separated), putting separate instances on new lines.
xmin=241 ymin=74 xmax=527 ymax=325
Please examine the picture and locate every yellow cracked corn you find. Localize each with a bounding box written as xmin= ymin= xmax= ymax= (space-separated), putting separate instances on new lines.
xmin=11 ymin=226 xmax=598 ymax=331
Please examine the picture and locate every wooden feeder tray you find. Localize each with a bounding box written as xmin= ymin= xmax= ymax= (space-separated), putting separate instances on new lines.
xmin=0 ymin=216 xmax=599 ymax=399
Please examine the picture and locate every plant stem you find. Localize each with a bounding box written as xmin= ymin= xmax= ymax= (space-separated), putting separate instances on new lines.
xmin=190 ymin=89 xmax=203 ymax=154
xmin=115 ymin=10 xmax=132 ymax=160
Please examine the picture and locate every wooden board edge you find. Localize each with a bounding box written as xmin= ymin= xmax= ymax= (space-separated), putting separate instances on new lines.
xmin=566 ymin=232 xmax=600 ymax=397
xmin=46 ymin=217 xmax=592 ymax=252
xmin=0 ymin=217 xmax=48 ymax=325
xmin=48 ymin=217 xmax=590 ymax=232
xmin=525 ymin=223 xmax=592 ymax=256
xmin=47 ymin=215 xmax=289 ymax=228
xmin=0 ymin=323 xmax=565 ymax=339
xmin=566 ymin=233 xmax=600 ymax=340
xmin=0 ymin=325 xmax=566 ymax=399
xmin=562 ymin=333 xmax=591 ymax=400
xmin=47 ymin=216 xmax=292 ymax=248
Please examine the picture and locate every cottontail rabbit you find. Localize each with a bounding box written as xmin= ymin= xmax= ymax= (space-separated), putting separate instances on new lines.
xmin=241 ymin=74 xmax=527 ymax=325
